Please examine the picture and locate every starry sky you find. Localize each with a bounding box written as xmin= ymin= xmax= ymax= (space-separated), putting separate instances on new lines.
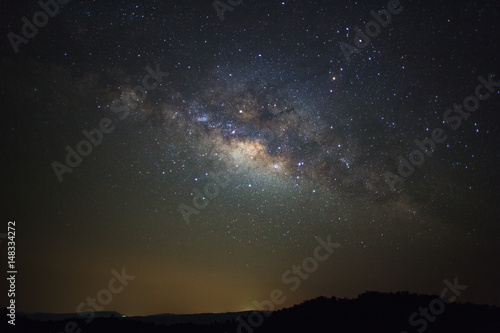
xmin=1 ymin=0 xmax=500 ymax=316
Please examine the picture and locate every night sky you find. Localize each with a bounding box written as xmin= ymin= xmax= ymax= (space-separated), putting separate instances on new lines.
xmin=1 ymin=0 xmax=500 ymax=316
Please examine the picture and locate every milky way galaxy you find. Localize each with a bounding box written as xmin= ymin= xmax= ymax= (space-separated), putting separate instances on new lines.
xmin=2 ymin=0 xmax=500 ymax=316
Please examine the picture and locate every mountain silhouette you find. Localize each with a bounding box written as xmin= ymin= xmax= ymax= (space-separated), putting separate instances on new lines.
xmin=2 ymin=291 xmax=499 ymax=332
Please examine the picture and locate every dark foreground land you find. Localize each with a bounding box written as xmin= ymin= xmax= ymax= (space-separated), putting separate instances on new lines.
xmin=3 ymin=291 xmax=500 ymax=333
